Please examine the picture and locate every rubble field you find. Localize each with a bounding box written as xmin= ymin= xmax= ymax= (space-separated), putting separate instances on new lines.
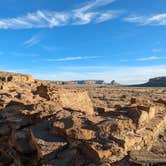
xmin=0 ymin=72 xmax=166 ymax=166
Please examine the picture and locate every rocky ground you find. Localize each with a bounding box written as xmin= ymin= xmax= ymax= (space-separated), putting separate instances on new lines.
xmin=0 ymin=72 xmax=166 ymax=166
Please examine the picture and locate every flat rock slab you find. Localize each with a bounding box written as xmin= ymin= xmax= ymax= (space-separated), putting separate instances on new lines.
xmin=129 ymin=150 xmax=166 ymax=164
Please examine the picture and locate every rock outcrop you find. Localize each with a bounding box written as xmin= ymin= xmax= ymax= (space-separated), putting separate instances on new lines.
xmin=0 ymin=72 xmax=166 ymax=165
xmin=146 ymin=77 xmax=166 ymax=87
xmin=34 ymin=84 xmax=94 ymax=115
xmin=131 ymin=76 xmax=166 ymax=87
xmin=0 ymin=71 xmax=33 ymax=83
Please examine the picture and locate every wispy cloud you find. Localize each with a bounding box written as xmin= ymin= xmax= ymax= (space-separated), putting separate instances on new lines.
xmin=72 ymin=0 xmax=120 ymax=25
xmin=24 ymin=34 xmax=41 ymax=47
xmin=125 ymin=13 xmax=166 ymax=26
xmin=0 ymin=0 xmax=119 ymax=29
xmin=75 ymin=0 xmax=115 ymax=12
xmin=95 ymin=11 xmax=120 ymax=23
xmin=46 ymin=56 xmax=98 ymax=62
xmin=121 ymin=56 xmax=163 ymax=62
xmin=136 ymin=56 xmax=161 ymax=61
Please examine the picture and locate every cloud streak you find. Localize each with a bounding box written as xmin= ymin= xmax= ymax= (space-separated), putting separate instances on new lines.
xmin=125 ymin=13 xmax=166 ymax=26
xmin=24 ymin=34 xmax=41 ymax=47
xmin=46 ymin=56 xmax=98 ymax=62
xmin=121 ymin=56 xmax=163 ymax=62
xmin=136 ymin=56 xmax=161 ymax=61
xmin=75 ymin=0 xmax=115 ymax=12
xmin=0 ymin=0 xmax=118 ymax=29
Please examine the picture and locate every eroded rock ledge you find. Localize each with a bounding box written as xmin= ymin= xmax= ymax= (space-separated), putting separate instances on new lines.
xmin=0 ymin=72 xmax=166 ymax=165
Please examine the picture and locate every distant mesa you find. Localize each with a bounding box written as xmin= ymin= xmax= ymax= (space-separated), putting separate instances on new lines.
xmin=144 ymin=77 xmax=166 ymax=87
xmin=0 ymin=71 xmax=166 ymax=87
xmin=131 ymin=77 xmax=166 ymax=87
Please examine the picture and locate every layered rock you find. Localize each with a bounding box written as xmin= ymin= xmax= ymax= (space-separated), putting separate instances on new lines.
xmin=0 ymin=72 xmax=166 ymax=165
xmin=0 ymin=71 xmax=33 ymax=83
xmin=35 ymin=84 xmax=94 ymax=115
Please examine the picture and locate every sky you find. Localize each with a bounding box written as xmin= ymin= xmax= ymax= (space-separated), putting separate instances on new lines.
xmin=0 ymin=0 xmax=166 ymax=84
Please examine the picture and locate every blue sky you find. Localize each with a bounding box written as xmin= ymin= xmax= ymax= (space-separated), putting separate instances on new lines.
xmin=0 ymin=0 xmax=166 ymax=84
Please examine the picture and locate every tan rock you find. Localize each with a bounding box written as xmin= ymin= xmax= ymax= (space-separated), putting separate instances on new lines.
xmin=0 ymin=72 xmax=33 ymax=83
xmin=127 ymin=105 xmax=158 ymax=125
xmin=50 ymin=116 xmax=96 ymax=140
xmin=35 ymin=84 xmax=94 ymax=115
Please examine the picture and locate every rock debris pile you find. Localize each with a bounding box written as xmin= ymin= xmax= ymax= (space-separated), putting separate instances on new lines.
xmin=0 ymin=72 xmax=166 ymax=165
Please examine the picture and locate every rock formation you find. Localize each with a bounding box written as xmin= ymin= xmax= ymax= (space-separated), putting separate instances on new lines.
xmin=131 ymin=76 xmax=166 ymax=87
xmin=146 ymin=77 xmax=166 ymax=87
xmin=0 ymin=71 xmax=166 ymax=165
xmin=0 ymin=71 xmax=33 ymax=83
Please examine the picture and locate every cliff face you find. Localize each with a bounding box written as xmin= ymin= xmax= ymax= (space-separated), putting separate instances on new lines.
xmin=131 ymin=77 xmax=166 ymax=87
xmin=145 ymin=77 xmax=166 ymax=87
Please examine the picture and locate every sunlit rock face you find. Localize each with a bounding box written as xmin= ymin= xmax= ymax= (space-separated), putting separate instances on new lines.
xmin=34 ymin=84 xmax=94 ymax=115
xmin=0 ymin=72 xmax=166 ymax=165
xmin=0 ymin=72 xmax=33 ymax=83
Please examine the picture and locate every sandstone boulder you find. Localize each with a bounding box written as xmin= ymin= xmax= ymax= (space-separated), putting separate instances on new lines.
xmin=35 ymin=84 xmax=94 ymax=115
xmin=50 ymin=116 xmax=96 ymax=141
xmin=126 ymin=105 xmax=157 ymax=126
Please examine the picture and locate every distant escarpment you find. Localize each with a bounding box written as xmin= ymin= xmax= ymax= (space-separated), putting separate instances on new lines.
xmin=144 ymin=77 xmax=166 ymax=87
xmin=131 ymin=77 xmax=166 ymax=87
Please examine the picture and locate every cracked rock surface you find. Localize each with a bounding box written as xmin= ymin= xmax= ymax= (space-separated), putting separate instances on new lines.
xmin=0 ymin=72 xmax=166 ymax=165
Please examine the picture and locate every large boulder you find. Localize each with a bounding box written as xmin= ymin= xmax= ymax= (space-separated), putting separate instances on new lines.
xmin=126 ymin=105 xmax=158 ymax=126
xmin=35 ymin=84 xmax=94 ymax=115
xmin=50 ymin=116 xmax=96 ymax=141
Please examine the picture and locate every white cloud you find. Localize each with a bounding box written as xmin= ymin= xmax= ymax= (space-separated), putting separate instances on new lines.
xmin=75 ymin=0 xmax=115 ymax=12
xmin=0 ymin=11 xmax=69 ymax=29
xmin=46 ymin=56 xmax=98 ymax=62
xmin=125 ymin=13 xmax=166 ymax=26
xmin=73 ymin=12 xmax=97 ymax=25
xmin=24 ymin=34 xmax=41 ymax=47
xmin=72 ymin=0 xmax=118 ymax=24
xmin=136 ymin=56 xmax=161 ymax=61
xmin=95 ymin=11 xmax=120 ymax=23
xmin=120 ymin=56 xmax=162 ymax=62
xmin=0 ymin=0 xmax=118 ymax=29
